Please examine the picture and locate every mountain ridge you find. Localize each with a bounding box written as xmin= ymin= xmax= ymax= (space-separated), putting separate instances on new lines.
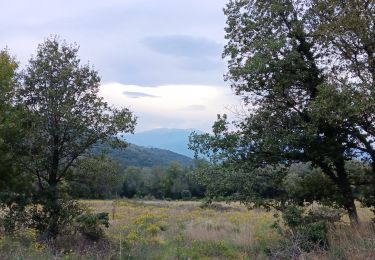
xmin=106 ymin=143 xmax=193 ymax=168
xmin=124 ymin=128 xmax=203 ymax=157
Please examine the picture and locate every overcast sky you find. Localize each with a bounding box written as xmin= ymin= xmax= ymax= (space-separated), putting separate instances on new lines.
xmin=1 ymin=0 xmax=241 ymax=132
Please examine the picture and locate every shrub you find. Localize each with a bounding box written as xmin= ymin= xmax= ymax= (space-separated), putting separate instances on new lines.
xmin=0 ymin=202 xmax=30 ymax=234
xmin=75 ymin=212 xmax=109 ymax=241
xmin=282 ymin=206 xmax=343 ymax=247
xmin=181 ymin=190 xmax=192 ymax=200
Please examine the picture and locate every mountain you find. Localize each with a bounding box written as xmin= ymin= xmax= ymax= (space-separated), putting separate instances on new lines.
xmin=106 ymin=143 xmax=193 ymax=168
xmin=124 ymin=128 xmax=202 ymax=158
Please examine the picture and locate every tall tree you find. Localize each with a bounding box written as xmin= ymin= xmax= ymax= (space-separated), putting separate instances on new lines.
xmin=0 ymin=49 xmax=19 ymax=190
xmin=0 ymin=50 xmax=30 ymax=192
xmin=18 ymin=37 xmax=136 ymax=237
xmin=190 ymin=0 xmax=374 ymax=224
xmin=0 ymin=49 xmax=32 ymax=232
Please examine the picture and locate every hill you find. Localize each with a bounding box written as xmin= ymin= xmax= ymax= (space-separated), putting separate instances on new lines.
xmin=124 ymin=128 xmax=203 ymax=158
xmin=106 ymin=143 xmax=193 ymax=168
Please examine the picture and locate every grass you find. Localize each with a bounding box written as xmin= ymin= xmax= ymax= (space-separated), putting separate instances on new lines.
xmin=97 ymin=199 xmax=279 ymax=259
xmin=0 ymin=199 xmax=374 ymax=259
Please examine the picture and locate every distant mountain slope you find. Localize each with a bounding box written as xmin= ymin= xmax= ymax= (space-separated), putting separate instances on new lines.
xmin=106 ymin=143 xmax=193 ymax=168
xmin=124 ymin=128 xmax=202 ymax=158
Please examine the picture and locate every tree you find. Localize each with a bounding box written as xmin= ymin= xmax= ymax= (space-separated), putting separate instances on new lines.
xmin=68 ymin=156 xmax=122 ymax=199
xmin=0 ymin=49 xmax=33 ymax=232
xmin=18 ymin=37 xmax=136 ymax=238
xmin=190 ymin=0 xmax=374 ymax=224
xmin=0 ymin=49 xmax=21 ymax=190
xmin=161 ymin=162 xmax=188 ymax=199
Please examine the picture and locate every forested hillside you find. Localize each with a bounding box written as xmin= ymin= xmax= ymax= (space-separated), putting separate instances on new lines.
xmin=124 ymin=128 xmax=201 ymax=157
xmin=106 ymin=143 xmax=193 ymax=167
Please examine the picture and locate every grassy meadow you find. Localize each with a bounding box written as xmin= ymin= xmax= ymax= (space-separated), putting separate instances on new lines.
xmin=0 ymin=199 xmax=374 ymax=259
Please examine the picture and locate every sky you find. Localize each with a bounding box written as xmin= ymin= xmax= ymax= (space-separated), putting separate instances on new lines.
xmin=1 ymin=0 xmax=241 ymax=132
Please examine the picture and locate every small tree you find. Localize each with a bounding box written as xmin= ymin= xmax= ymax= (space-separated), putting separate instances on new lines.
xmin=18 ymin=37 xmax=136 ymax=238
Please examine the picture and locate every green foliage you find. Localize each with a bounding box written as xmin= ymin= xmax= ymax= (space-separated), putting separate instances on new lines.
xmin=190 ymin=0 xmax=375 ymax=224
xmin=0 ymin=203 xmax=30 ymax=234
xmin=283 ymin=163 xmax=341 ymax=207
xmin=21 ymin=37 xmax=135 ymax=238
xmin=0 ymin=49 xmax=35 ymax=233
xmin=1 ymin=37 xmax=136 ymax=238
xmin=270 ymin=206 xmax=344 ymax=258
xmin=30 ymin=198 xmax=83 ymax=240
xmin=68 ymin=156 xmax=122 ymax=199
xmin=107 ymin=143 xmax=193 ymax=168
xmin=282 ymin=206 xmax=343 ymax=247
xmin=75 ymin=212 xmax=109 ymax=241
xmin=181 ymin=190 xmax=192 ymax=200
xmin=19 ymin=36 xmax=136 ymax=190
xmin=121 ymin=162 xmax=205 ymax=200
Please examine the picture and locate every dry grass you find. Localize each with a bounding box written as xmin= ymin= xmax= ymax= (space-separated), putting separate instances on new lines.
xmin=297 ymin=221 xmax=375 ymax=260
xmin=82 ymin=199 xmax=279 ymax=259
xmin=1 ymin=199 xmax=374 ymax=259
xmin=326 ymin=222 xmax=375 ymax=260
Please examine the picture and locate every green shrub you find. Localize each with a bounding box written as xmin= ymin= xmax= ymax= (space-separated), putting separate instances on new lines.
xmin=75 ymin=212 xmax=109 ymax=241
xmin=181 ymin=190 xmax=192 ymax=200
xmin=282 ymin=206 xmax=342 ymax=247
xmin=0 ymin=203 xmax=30 ymax=234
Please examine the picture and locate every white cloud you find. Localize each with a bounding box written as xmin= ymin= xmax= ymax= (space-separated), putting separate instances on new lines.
xmin=99 ymin=83 xmax=241 ymax=132
xmin=1 ymin=0 xmax=228 ymax=86
xmin=2 ymin=0 xmax=238 ymax=132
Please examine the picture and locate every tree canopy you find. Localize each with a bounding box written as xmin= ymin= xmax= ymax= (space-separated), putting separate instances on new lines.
xmin=3 ymin=37 xmax=137 ymax=238
xmin=190 ymin=0 xmax=375 ymax=224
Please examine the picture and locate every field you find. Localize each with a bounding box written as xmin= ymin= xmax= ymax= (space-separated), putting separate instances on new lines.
xmin=0 ymin=199 xmax=374 ymax=259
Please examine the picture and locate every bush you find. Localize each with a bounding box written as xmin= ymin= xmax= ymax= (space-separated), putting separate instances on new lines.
xmin=181 ymin=190 xmax=192 ymax=200
xmin=0 ymin=203 xmax=30 ymax=234
xmin=30 ymin=198 xmax=83 ymax=240
xmin=75 ymin=212 xmax=109 ymax=241
xmin=283 ymin=206 xmax=342 ymax=247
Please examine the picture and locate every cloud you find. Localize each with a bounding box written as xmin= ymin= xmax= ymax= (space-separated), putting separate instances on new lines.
xmin=123 ymin=91 xmax=159 ymax=98
xmin=99 ymin=83 xmax=241 ymax=132
xmin=143 ymin=35 xmax=222 ymax=58
xmin=1 ymin=0 xmax=228 ymax=86
xmin=179 ymin=105 xmax=206 ymax=111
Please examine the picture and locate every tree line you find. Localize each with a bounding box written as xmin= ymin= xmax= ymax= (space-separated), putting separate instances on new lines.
xmin=69 ymin=157 xmax=205 ymax=200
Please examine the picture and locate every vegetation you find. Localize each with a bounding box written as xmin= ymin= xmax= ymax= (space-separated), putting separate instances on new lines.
xmin=0 ymin=200 xmax=374 ymax=259
xmin=68 ymin=156 xmax=123 ymax=199
xmin=121 ymin=162 xmax=205 ymax=200
xmin=105 ymin=143 xmax=193 ymax=168
xmin=190 ymin=0 xmax=375 ymax=225
xmin=67 ymin=158 xmax=204 ymax=201
xmin=0 ymin=37 xmax=136 ymax=239
xmin=1 ymin=0 xmax=374 ymax=258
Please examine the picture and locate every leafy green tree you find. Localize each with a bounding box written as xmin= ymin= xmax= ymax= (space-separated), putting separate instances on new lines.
xmin=121 ymin=167 xmax=144 ymax=198
xmin=161 ymin=162 xmax=189 ymax=199
xmin=68 ymin=156 xmax=122 ymax=199
xmin=0 ymin=49 xmax=22 ymax=190
xmin=18 ymin=37 xmax=136 ymax=238
xmin=120 ymin=162 xmax=204 ymax=200
xmin=190 ymin=0 xmax=374 ymax=224
xmin=0 ymin=49 xmax=33 ymax=232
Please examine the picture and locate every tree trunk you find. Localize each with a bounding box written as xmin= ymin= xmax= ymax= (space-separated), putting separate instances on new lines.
xmin=343 ymin=197 xmax=359 ymax=225
xmin=47 ymin=182 xmax=60 ymax=239
xmin=335 ymin=161 xmax=359 ymax=225
xmin=45 ymin=135 xmax=60 ymax=239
